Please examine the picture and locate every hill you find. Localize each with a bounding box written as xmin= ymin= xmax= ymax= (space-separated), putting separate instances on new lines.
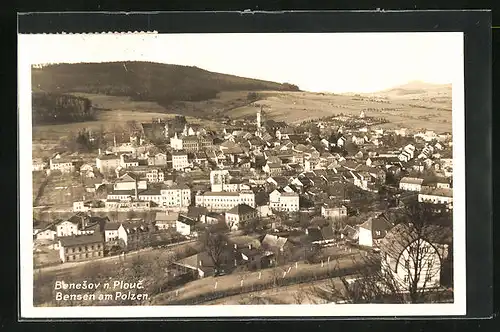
xmin=371 ymin=81 xmax=452 ymax=99
xmin=31 ymin=61 xmax=300 ymax=107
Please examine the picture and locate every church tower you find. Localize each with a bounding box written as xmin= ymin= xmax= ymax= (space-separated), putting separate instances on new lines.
xmin=257 ymin=107 xmax=262 ymax=129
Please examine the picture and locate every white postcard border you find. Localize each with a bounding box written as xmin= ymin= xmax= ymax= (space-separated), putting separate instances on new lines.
xmin=18 ymin=32 xmax=466 ymax=318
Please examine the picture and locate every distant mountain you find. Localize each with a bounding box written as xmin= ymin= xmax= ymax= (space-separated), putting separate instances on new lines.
xmin=376 ymin=80 xmax=452 ymax=98
xmin=31 ymin=61 xmax=300 ymax=106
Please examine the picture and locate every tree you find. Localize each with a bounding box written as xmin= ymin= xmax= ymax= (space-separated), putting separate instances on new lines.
xmin=199 ymin=228 xmax=229 ymax=272
xmin=307 ymin=202 xmax=453 ymax=304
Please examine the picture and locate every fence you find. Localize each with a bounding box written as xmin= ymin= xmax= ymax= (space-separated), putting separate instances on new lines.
xmin=165 ymin=263 xmax=364 ymax=305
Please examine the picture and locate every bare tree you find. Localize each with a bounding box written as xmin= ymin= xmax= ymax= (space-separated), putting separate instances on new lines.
xmin=199 ymin=227 xmax=229 ymax=272
xmin=308 ymin=202 xmax=453 ymax=304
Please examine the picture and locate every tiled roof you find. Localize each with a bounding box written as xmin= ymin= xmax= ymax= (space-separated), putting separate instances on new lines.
xmin=226 ymin=204 xmax=256 ymax=215
xmin=59 ymin=234 xmax=103 ymax=247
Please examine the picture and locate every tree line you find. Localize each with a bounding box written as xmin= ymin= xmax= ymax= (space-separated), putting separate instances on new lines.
xmin=32 ymin=92 xmax=95 ymax=125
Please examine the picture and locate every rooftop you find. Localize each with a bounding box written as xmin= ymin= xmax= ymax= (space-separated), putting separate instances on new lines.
xmin=226 ymin=204 xmax=257 ymax=215
xmin=59 ymin=234 xmax=103 ymax=247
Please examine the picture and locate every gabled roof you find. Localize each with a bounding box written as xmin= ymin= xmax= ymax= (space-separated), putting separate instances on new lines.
xmin=226 ymin=204 xmax=256 ymax=215
xmin=261 ymin=234 xmax=288 ymax=250
xmin=359 ymin=214 xmax=394 ymax=239
xmin=155 ymin=212 xmax=179 ymax=222
xmin=104 ymin=222 xmax=122 ymax=231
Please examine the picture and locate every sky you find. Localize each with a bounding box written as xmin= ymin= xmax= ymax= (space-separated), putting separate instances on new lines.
xmin=19 ymin=32 xmax=463 ymax=93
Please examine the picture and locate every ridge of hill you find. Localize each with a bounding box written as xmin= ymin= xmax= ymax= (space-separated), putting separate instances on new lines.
xmin=31 ymin=61 xmax=300 ymax=107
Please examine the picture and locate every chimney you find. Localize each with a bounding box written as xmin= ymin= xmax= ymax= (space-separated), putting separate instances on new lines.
xmin=98 ymin=148 xmax=101 ymax=156
xmin=134 ymin=179 xmax=138 ymax=200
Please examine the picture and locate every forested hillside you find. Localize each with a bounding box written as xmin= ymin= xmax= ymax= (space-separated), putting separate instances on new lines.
xmin=32 ymin=92 xmax=95 ymax=125
xmin=32 ymin=62 xmax=300 ymax=107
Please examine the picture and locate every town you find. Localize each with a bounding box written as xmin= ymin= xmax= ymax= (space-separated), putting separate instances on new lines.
xmin=32 ymin=106 xmax=454 ymax=305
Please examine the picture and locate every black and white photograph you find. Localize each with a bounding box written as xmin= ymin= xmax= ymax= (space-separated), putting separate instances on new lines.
xmin=18 ymin=31 xmax=466 ymax=318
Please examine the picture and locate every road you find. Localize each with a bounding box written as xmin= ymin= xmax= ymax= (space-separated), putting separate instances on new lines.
xmin=150 ymin=251 xmax=365 ymax=305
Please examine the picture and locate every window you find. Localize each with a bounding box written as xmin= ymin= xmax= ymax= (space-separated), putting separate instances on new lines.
xmin=404 ymin=274 xmax=409 ymax=283
xmin=405 ymin=259 xmax=409 ymax=269
xmin=71 ymin=255 xmax=75 ymax=260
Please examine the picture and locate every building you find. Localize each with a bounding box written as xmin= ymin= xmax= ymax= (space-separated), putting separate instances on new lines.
xmin=160 ymin=184 xmax=192 ymax=208
xmin=418 ymin=188 xmax=453 ymax=209
xmin=195 ymin=191 xmax=256 ymax=211
xmin=269 ymin=190 xmax=300 ymax=212
xmin=357 ymin=214 xmax=394 ymax=247
xmin=172 ymin=151 xmax=189 ymax=170
xmin=56 ymin=220 xmax=79 ymax=238
xmin=96 ymin=154 xmax=121 ymax=173
xmin=146 ymin=168 xmax=165 ymax=183
xmin=380 ymin=223 xmax=451 ymax=290
xmin=176 ymin=215 xmax=197 ymax=236
xmin=58 ymin=234 xmax=104 ymax=263
xmin=32 ymin=159 xmax=46 ymax=172
xmin=103 ymin=223 xmax=125 ymax=243
xmin=225 ymin=204 xmax=258 ymax=231
xmin=49 ymin=156 xmax=74 ymax=173
xmin=155 ymin=211 xmax=179 ymax=230
xmin=321 ymin=204 xmax=348 ymax=220
xmin=147 ymin=152 xmax=168 ymax=166
xmin=399 ymin=177 xmax=424 ymax=192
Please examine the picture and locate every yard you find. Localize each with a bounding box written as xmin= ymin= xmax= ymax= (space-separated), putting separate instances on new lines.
xmin=34 ymin=172 xmax=86 ymax=207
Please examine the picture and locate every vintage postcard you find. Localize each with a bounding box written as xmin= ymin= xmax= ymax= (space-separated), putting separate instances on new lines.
xmin=19 ymin=32 xmax=465 ymax=318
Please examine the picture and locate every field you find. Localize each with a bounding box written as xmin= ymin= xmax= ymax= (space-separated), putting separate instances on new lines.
xmin=34 ymin=173 xmax=86 ymax=207
xmin=227 ymin=89 xmax=452 ymax=132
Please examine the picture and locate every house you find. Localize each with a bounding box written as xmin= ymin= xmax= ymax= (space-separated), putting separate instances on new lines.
xmin=56 ymin=220 xmax=79 ymax=237
xmin=49 ymin=156 xmax=74 ymax=173
xmin=145 ymin=168 xmax=165 ymax=183
xmin=95 ymin=154 xmax=120 ymax=173
xmin=155 ymin=211 xmax=179 ymax=230
xmin=269 ymin=189 xmax=300 ymax=212
xmin=59 ymin=234 xmax=104 ymax=263
xmin=357 ymin=214 xmax=394 ymax=247
xmin=260 ymin=234 xmax=290 ymax=254
xmin=380 ymin=223 xmax=452 ymax=290
xmin=148 ymin=152 xmax=168 ymax=166
xmin=176 ymin=215 xmax=197 ymax=236
xmin=103 ymin=223 xmax=124 ymax=243
xmin=263 ymin=162 xmax=283 ymax=176
xmin=160 ymin=184 xmax=192 ymax=208
xmin=225 ymin=204 xmax=258 ymax=231
xmin=340 ymin=225 xmax=359 ymax=241
xmin=399 ymin=177 xmax=424 ymax=192
xmin=418 ymin=188 xmax=453 ymax=209
xmin=35 ymin=224 xmax=57 ymax=241
xmin=307 ymin=226 xmax=336 ymax=246
xmin=321 ymin=204 xmax=348 ymax=220
xmin=171 ymin=151 xmax=189 ymax=170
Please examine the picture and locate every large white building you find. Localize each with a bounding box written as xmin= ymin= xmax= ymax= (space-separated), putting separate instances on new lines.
xmin=418 ymin=188 xmax=453 ymax=209
xmin=399 ymin=177 xmax=424 ymax=192
xmin=96 ymin=154 xmax=121 ymax=173
xmin=195 ymin=191 xmax=255 ymax=211
xmin=160 ymin=185 xmax=192 ymax=208
xmin=269 ymin=190 xmax=300 ymax=212
xmin=172 ymin=151 xmax=189 ymax=170
xmin=49 ymin=156 xmax=74 ymax=173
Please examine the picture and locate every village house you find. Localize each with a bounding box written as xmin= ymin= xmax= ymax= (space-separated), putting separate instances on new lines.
xmin=225 ymin=204 xmax=258 ymax=231
xmin=357 ymin=214 xmax=394 ymax=247
xmin=35 ymin=224 xmax=57 ymax=241
xmin=154 ymin=211 xmax=179 ymax=230
xmin=49 ymin=155 xmax=75 ymax=173
xmin=321 ymin=203 xmax=348 ymax=220
xmin=380 ymin=223 xmax=452 ymax=290
xmin=176 ymin=215 xmax=197 ymax=236
xmin=56 ymin=220 xmax=79 ymax=237
xmin=103 ymin=223 xmax=125 ymax=243
xmin=399 ymin=177 xmax=424 ymax=192
xmin=147 ymin=152 xmax=168 ymax=166
xmin=269 ymin=190 xmax=300 ymax=212
xmin=59 ymin=234 xmax=104 ymax=263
